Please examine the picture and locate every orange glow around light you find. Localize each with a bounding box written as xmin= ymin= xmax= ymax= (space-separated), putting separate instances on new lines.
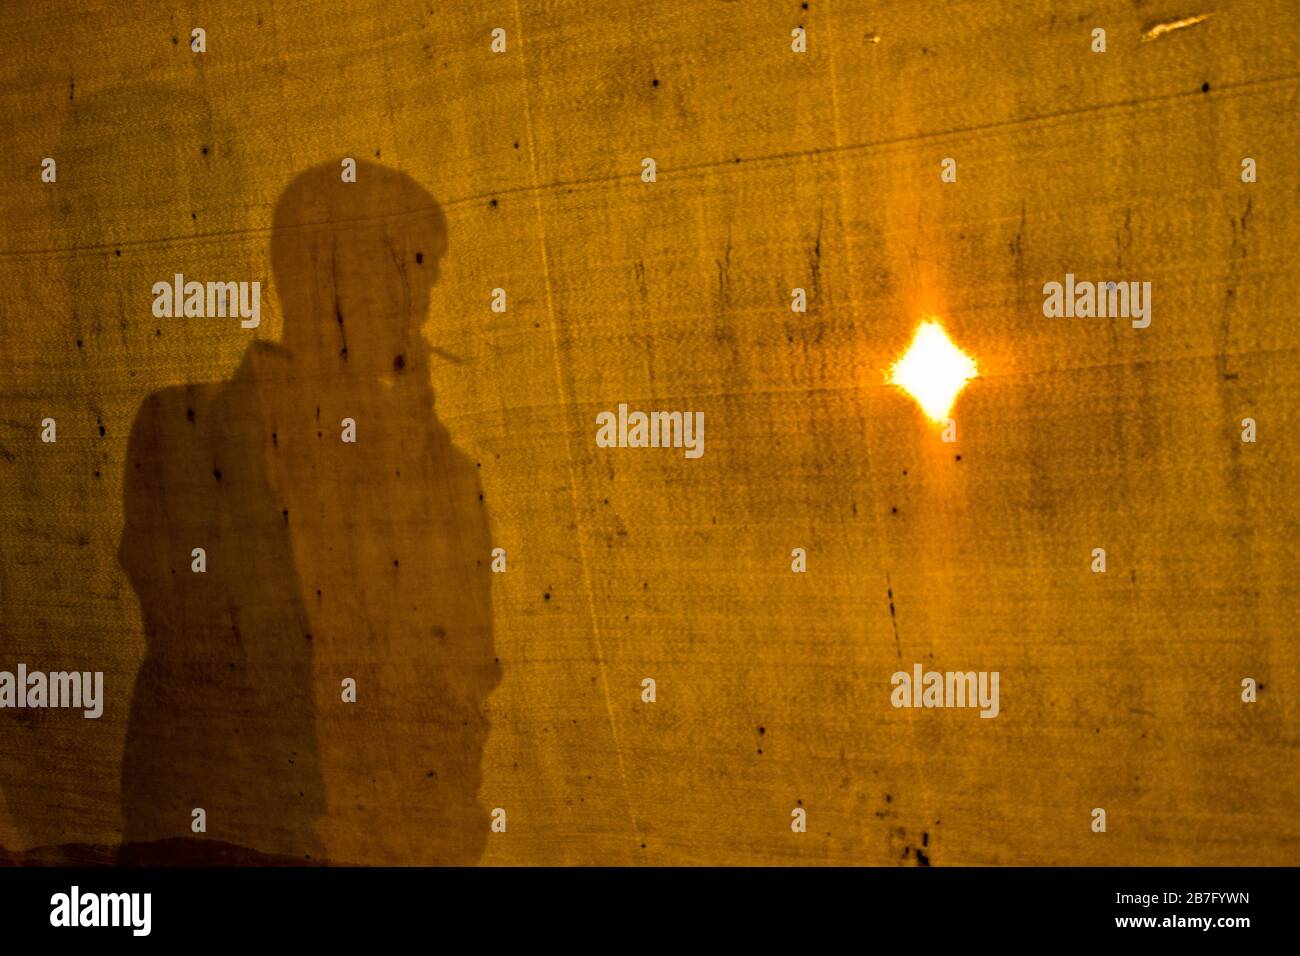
xmin=889 ymin=319 xmax=978 ymax=422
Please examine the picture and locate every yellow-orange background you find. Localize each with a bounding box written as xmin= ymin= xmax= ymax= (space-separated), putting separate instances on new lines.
xmin=0 ymin=0 xmax=1296 ymax=864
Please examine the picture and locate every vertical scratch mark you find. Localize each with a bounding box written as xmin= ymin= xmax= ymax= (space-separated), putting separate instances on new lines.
xmin=810 ymin=208 xmax=823 ymax=298
xmin=510 ymin=0 xmax=641 ymax=847
xmin=827 ymin=0 xmax=907 ymax=728
xmin=826 ymin=13 xmax=919 ymax=839
xmin=825 ymin=0 xmax=888 ymax=578
xmin=886 ymin=572 xmax=901 ymax=658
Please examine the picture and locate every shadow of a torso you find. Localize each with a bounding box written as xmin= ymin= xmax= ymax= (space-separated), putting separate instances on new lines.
xmin=118 ymin=351 xmax=324 ymax=863
xmin=119 ymin=343 xmax=497 ymax=865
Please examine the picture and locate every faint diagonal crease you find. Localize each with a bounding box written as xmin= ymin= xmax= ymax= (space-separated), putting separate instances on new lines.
xmin=509 ymin=0 xmax=642 ymax=846
xmin=5 ymin=72 xmax=1297 ymax=262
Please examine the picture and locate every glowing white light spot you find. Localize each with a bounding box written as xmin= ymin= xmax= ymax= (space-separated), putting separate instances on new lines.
xmin=889 ymin=320 xmax=978 ymax=422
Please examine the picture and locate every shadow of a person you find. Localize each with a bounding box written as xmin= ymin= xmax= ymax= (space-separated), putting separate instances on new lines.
xmin=119 ymin=161 xmax=499 ymax=865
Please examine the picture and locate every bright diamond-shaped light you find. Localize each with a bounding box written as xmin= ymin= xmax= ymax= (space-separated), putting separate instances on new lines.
xmin=889 ymin=319 xmax=978 ymax=422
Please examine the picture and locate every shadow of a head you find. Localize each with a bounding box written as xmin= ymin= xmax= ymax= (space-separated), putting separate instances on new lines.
xmin=271 ymin=160 xmax=449 ymax=381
